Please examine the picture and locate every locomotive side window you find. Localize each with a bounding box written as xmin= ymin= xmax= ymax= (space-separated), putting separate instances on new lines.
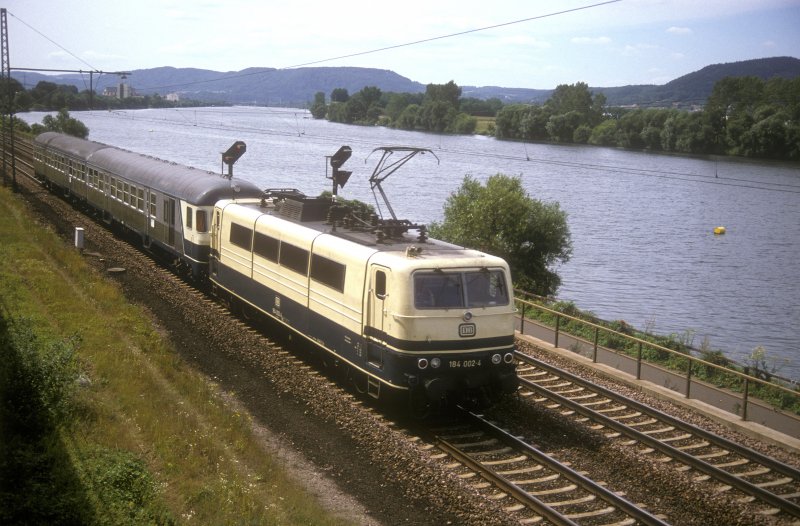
xmin=375 ymin=270 xmax=387 ymax=299
xmin=229 ymin=223 xmax=253 ymax=250
xmin=253 ymin=232 xmax=278 ymax=262
xmin=186 ymin=206 xmax=193 ymax=229
xmin=196 ymin=210 xmax=207 ymax=233
xmin=279 ymin=243 xmax=309 ymax=275
xmin=310 ymin=254 xmax=345 ymax=292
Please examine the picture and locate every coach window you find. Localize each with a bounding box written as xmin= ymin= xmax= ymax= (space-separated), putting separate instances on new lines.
xmin=137 ymin=189 xmax=145 ymax=211
xmin=186 ymin=207 xmax=193 ymax=229
xmin=149 ymin=194 xmax=157 ymax=217
xmin=196 ymin=210 xmax=207 ymax=233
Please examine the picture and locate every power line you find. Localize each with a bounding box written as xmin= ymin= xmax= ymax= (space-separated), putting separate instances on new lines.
xmin=281 ymin=1 xmax=623 ymax=69
xmin=8 ymin=2 xmax=622 ymax=93
xmin=7 ymin=11 xmax=99 ymax=72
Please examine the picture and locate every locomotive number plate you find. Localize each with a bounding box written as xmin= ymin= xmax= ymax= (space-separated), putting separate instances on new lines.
xmin=449 ymin=359 xmax=482 ymax=368
xmin=458 ymin=323 xmax=476 ymax=337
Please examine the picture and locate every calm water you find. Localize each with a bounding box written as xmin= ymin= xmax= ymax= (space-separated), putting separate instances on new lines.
xmin=21 ymin=107 xmax=800 ymax=379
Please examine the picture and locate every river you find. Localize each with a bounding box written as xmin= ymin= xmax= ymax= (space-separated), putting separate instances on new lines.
xmin=20 ymin=107 xmax=800 ymax=380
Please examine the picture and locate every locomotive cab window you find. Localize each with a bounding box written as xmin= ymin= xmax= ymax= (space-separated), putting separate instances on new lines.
xmin=186 ymin=207 xmax=193 ymax=229
xmin=414 ymin=269 xmax=509 ymax=309
xmin=465 ymin=269 xmax=509 ymax=307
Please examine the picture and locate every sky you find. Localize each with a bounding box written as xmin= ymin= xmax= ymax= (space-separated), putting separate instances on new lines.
xmin=4 ymin=0 xmax=800 ymax=90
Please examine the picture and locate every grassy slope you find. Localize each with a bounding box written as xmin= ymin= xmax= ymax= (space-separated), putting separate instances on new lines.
xmin=0 ymin=186 xmax=351 ymax=525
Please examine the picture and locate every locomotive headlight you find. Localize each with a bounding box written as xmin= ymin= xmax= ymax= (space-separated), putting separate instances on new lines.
xmin=417 ymin=358 xmax=429 ymax=370
xmin=430 ymin=357 xmax=441 ymax=369
xmin=491 ymin=353 xmax=502 ymax=365
xmin=463 ymin=311 xmax=473 ymax=321
xmin=504 ymin=353 xmax=515 ymax=364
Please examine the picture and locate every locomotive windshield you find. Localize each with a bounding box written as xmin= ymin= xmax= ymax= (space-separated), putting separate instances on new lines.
xmin=413 ymin=269 xmax=509 ymax=309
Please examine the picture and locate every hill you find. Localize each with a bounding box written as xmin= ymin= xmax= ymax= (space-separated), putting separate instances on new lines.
xmin=11 ymin=56 xmax=800 ymax=108
xmin=594 ymin=56 xmax=800 ymax=107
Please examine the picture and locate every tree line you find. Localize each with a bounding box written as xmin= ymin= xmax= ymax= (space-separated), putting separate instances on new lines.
xmin=311 ymin=76 xmax=800 ymax=161
xmin=5 ymin=79 xmax=215 ymax=112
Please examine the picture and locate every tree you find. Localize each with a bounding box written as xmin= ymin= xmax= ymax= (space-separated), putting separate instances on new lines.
xmin=330 ymin=88 xmax=349 ymax=103
xmin=309 ymin=91 xmax=326 ymax=119
xmin=425 ymin=80 xmax=461 ymax=109
xmin=34 ymin=109 xmax=89 ymax=139
xmin=429 ymin=174 xmax=572 ymax=296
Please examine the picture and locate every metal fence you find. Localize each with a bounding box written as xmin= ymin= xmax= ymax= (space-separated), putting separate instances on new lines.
xmin=514 ymin=292 xmax=799 ymax=428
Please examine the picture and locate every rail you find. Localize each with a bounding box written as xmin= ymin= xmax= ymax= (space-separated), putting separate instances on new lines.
xmin=514 ymin=291 xmax=799 ymax=425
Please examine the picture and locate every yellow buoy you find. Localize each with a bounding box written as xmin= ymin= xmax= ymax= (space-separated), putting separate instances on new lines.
xmin=713 ymin=226 xmax=726 ymax=235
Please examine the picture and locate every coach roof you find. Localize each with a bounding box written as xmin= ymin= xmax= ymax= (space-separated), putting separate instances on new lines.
xmin=35 ymin=132 xmax=264 ymax=205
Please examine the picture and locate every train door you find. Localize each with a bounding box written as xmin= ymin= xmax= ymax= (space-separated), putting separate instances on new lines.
xmin=368 ymin=265 xmax=390 ymax=333
xmin=366 ymin=265 xmax=391 ymax=369
xmin=210 ymin=208 xmax=222 ymax=276
xmin=165 ymin=198 xmax=176 ymax=246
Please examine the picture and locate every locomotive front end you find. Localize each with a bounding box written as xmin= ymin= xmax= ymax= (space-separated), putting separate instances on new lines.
xmin=367 ymin=249 xmax=519 ymax=410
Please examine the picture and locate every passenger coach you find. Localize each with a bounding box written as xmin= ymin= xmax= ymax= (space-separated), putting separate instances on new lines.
xmin=33 ymin=132 xmax=264 ymax=276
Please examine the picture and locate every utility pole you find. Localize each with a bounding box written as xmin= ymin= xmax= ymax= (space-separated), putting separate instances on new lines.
xmin=1 ymin=8 xmax=17 ymax=191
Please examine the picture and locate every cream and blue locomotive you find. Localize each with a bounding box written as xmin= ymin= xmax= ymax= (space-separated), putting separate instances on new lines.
xmin=32 ymin=133 xmax=519 ymax=409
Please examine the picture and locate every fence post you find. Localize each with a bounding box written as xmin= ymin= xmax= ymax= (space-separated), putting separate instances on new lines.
xmin=519 ymin=303 xmax=526 ymax=334
xmin=592 ymin=327 xmax=599 ymax=363
xmin=554 ymin=314 xmax=560 ymax=348
xmin=636 ymin=341 xmax=643 ymax=380
xmin=742 ymin=377 xmax=750 ymax=421
xmin=685 ymin=359 xmax=693 ymax=398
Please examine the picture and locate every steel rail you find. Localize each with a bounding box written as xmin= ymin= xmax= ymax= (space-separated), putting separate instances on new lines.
xmin=515 ymin=352 xmax=800 ymax=518
xmin=434 ymin=435 xmax=581 ymax=526
xmin=457 ymin=406 xmax=671 ymax=526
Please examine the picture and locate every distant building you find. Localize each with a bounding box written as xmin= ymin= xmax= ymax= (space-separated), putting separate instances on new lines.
xmin=102 ymin=82 xmax=137 ymax=99
xmin=165 ymin=92 xmax=180 ymax=102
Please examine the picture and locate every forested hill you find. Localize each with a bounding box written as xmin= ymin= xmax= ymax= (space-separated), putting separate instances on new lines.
xmin=11 ymin=56 xmax=799 ymax=108
xmin=595 ymin=56 xmax=800 ymax=107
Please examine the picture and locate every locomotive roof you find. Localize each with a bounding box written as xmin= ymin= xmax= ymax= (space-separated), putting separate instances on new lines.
xmin=230 ymin=199 xmax=496 ymax=260
xmin=35 ymin=132 xmax=264 ymax=205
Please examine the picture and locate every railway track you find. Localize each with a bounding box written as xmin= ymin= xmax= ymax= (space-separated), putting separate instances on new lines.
xmin=421 ymin=407 xmax=670 ymax=525
xmin=514 ymin=351 xmax=800 ymax=521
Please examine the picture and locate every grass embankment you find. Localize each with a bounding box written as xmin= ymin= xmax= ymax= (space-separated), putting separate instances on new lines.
xmin=0 ymin=186 xmax=350 ymax=525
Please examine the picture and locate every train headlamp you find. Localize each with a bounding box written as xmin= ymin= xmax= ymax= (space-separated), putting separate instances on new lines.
xmin=462 ymin=311 xmax=473 ymax=321
xmin=417 ymin=358 xmax=429 ymax=370
xmin=504 ymin=353 xmax=515 ymax=364
xmin=430 ymin=357 xmax=441 ymax=369
xmin=491 ymin=353 xmax=502 ymax=365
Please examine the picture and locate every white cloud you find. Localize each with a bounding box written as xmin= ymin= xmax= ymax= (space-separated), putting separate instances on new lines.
xmin=666 ymin=26 xmax=693 ymax=35
xmin=571 ymin=36 xmax=612 ymax=45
